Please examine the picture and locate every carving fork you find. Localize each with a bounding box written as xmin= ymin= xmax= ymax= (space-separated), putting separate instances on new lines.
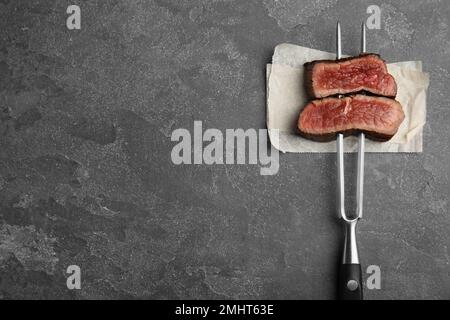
xmin=336 ymin=22 xmax=366 ymax=300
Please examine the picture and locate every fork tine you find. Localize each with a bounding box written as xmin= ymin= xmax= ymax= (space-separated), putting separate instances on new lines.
xmin=356 ymin=133 xmax=365 ymax=218
xmin=361 ymin=22 xmax=366 ymax=53
xmin=336 ymin=22 xmax=342 ymax=59
xmin=336 ymin=22 xmax=345 ymax=219
xmin=356 ymin=22 xmax=367 ymax=219
xmin=337 ymin=133 xmax=345 ymax=219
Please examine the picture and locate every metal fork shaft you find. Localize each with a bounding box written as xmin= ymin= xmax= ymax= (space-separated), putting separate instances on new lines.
xmin=343 ymin=219 xmax=359 ymax=264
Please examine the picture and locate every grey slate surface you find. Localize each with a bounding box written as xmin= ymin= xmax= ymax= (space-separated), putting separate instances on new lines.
xmin=0 ymin=0 xmax=449 ymax=299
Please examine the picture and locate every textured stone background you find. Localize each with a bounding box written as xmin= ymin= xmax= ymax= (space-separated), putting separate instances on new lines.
xmin=0 ymin=0 xmax=449 ymax=299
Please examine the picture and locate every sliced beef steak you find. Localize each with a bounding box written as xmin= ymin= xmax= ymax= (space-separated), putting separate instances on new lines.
xmin=304 ymin=54 xmax=397 ymax=98
xmin=297 ymin=95 xmax=405 ymax=142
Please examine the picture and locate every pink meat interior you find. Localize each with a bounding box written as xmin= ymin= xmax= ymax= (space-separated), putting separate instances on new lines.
xmin=313 ymin=55 xmax=397 ymax=97
xmin=298 ymin=95 xmax=404 ymax=136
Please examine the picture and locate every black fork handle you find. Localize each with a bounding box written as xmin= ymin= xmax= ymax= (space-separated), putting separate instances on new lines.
xmin=339 ymin=263 xmax=363 ymax=300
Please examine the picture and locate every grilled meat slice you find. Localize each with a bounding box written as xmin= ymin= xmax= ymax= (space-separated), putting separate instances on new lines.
xmin=304 ymin=54 xmax=397 ymax=98
xmin=297 ymin=95 xmax=405 ymax=142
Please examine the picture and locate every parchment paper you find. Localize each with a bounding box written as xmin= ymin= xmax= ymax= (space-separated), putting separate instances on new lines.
xmin=267 ymin=43 xmax=430 ymax=153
